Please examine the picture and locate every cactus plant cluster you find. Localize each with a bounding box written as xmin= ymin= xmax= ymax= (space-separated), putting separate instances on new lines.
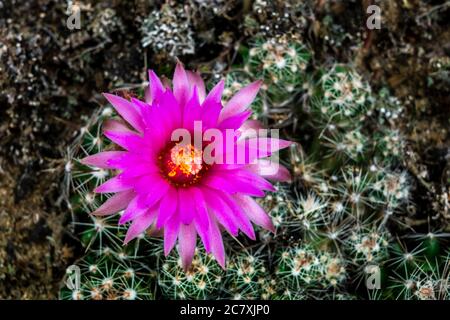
xmin=61 ymin=26 xmax=449 ymax=300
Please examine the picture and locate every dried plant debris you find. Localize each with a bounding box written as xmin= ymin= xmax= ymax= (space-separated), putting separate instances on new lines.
xmin=140 ymin=2 xmax=196 ymax=58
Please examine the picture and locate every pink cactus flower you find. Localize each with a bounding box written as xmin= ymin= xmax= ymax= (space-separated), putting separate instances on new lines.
xmin=81 ymin=63 xmax=292 ymax=269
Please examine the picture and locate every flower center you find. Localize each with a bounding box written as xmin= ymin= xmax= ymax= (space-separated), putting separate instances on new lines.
xmin=159 ymin=142 xmax=207 ymax=187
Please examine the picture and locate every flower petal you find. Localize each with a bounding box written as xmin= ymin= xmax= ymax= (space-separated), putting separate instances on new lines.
xmin=225 ymin=137 xmax=293 ymax=164
xmin=219 ymin=80 xmax=262 ymax=121
xmin=103 ymin=119 xmax=137 ymax=134
xmin=239 ymin=119 xmax=264 ymax=140
xmin=191 ymin=187 xmax=209 ymax=233
xmin=104 ymin=130 xmax=144 ymax=151
xmin=187 ymin=70 xmax=206 ymax=103
xmin=120 ymin=161 xmax=160 ymax=179
xmin=234 ymin=194 xmax=275 ymax=232
xmin=201 ymin=188 xmax=239 ymax=236
xmin=80 ymin=151 xmax=127 ymax=169
xmin=194 ymin=217 xmax=211 ymax=253
xmin=103 ymin=93 xmax=145 ymax=133
xmin=94 ymin=175 xmax=133 ymax=193
xmin=252 ymin=138 xmax=293 ymax=153
xmin=164 ymin=214 xmax=181 ymax=256
xmin=124 ymin=208 xmax=158 ymax=244
xmin=144 ymin=85 xmax=152 ymax=104
xmin=247 ymin=160 xmax=291 ymax=182
xmin=133 ymin=174 xmax=170 ymax=199
xmin=201 ymin=80 xmax=224 ymax=128
xmin=130 ymin=98 xmax=151 ymax=125
xmin=178 ymin=223 xmax=197 ymax=270
xmin=92 ymin=190 xmax=135 ymax=216
xmin=119 ymin=195 xmax=148 ymax=225
xmin=107 ymin=152 xmax=155 ymax=170
xmin=217 ymin=110 xmax=252 ymax=130
xmin=183 ymin=87 xmax=202 ymax=131
xmin=204 ymin=80 xmax=224 ymax=104
xmin=156 ymin=89 xmax=183 ymax=132
xmin=173 ymin=62 xmax=190 ymax=108
xmin=202 ymin=173 xmax=266 ymax=197
xmin=148 ymin=70 xmax=166 ymax=103
xmin=207 ymin=212 xmax=226 ymax=269
xmin=218 ymin=168 xmax=276 ymax=192
xmin=178 ymin=188 xmax=196 ymax=224
xmin=219 ymin=191 xmax=256 ymax=240
xmin=157 ymin=186 xmax=178 ymax=228
xmin=189 ymin=189 xmax=212 ymax=253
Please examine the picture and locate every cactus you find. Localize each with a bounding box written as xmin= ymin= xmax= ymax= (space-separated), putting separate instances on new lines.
xmin=61 ymin=27 xmax=449 ymax=300
xmin=223 ymin=251 xmax=268 ymax=299
xmin=158 ymin=247 xmax=223 ymax=299
xmin=275 ymin=244 xmax=347 ymax=299
xmin=60 ymin=254 xmax=154 ymax=300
